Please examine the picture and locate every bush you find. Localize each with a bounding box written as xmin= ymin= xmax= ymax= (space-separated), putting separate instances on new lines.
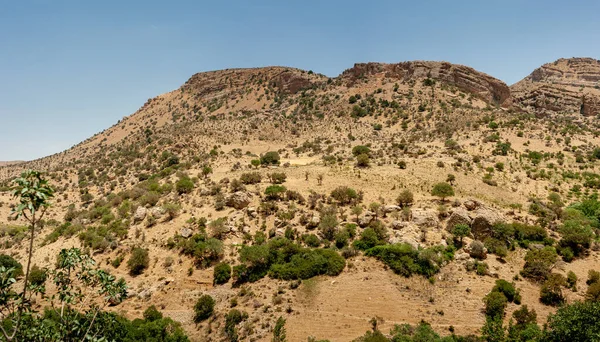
xmin=356 ymin=153 xmax=370 ymax=167
xmin=352 ymin=145 xmax=371 ymax=156
xmin=0 ymin=254 xmax=23 ymax=277
xmin=567 ymin=270 xmax=578 ymax=290
xmin=127 ymin=248 xmax=149 ymax=276
xmin=452 ymin=224 xmax=471 ymax=246
xmin=193 ymin=295 xmax=215 ymax=322
xmin=268 ymin=172 xmax=287 ymax=184
xmin=176 ymin=177 xmax=194 ymax=194
xmin=353 ymin=228 xmax=384 ymax=250
xmin=521 ymin=247 xmax=557 ymax=281
xmin=545 ymin=301 xmax=600 ymax=341
xmin=431 ymin=182 xmax=454 ymax=201
xmin=364 ymin=243 xmax=453 ymax=277
xmin=29 ymin=265 xmax=47 ymax=286
xmin=540 ymin=273 xmax=566 ymax=306
xmin=260 ymin=151 xmax=280 ymax=165
xmin=303 ymin=234 xmax=320 ymax=247
xmin=559 ymin=220 xmax=595 ymax=256
xmin=240 ymin=172 xmax=262 ymax=185
xmin=396 ymin=189 xmax=414 ymax=208
xmin=330 ymin=186 xmax=358 ymax=205
xmin=586 ymin=282 xmax=600 ymax=301
xmin=484 ymin=291 xmax=508 ymax=318
xmin=493 ymin=279 xmax=517 ymax=302
xmin=265 ymin=185 xmax=286 ymax=201
xmin=268 ymin=249 xmax=346 ymax=280
xmin=213 ymin=262 xmax=232 ymax=285
xmin=588 ymin=270 xmax=600 ymax=285
xmin=224 ymin=309 xmax=247 ymax=341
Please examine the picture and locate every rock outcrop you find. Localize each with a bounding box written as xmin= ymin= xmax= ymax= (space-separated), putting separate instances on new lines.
xmin=511 ymin=58 xmax=600 ymax=116
xmin=340 ymin=61 xmax=512 ymax=107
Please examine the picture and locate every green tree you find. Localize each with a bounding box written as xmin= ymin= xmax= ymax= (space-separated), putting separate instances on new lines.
xmin=213 ymin=262 xmax=232 ymax=285
xmin=452 ymin=224 xmax=471 ymax=247
xmin=272 ymin=316 xmax=287 ymax=342
xmin=545 ymin=301 xmax=600 ymax=341
xmin=127 ymin=248 xmax=150 ymax=276
xmin=193 ymin=295 xmax=215 ymax=323
xmin=261 ymin=151 xmax=280 ymax=165
xmin=431 ymin=182 xmax=454 ymax=201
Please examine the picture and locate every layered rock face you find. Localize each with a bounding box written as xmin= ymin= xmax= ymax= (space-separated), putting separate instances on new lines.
xmin=511 ymin=58 xmax=600 ymax=116
xmin=340 ymin=61 xmax=512 ymax=107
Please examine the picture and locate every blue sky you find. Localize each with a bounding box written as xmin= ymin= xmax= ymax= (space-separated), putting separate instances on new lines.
xmin=1 ymin=0 xmax=599 ymax=161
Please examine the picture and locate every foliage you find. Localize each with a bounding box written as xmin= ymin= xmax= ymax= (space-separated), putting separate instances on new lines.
xmin=364 ymin=243 xmax=454 ymax=278
xmin=193 ymin=294 xmax=215 ymax=323
xmin=175 ymin=176 xmax=195 ymax=194
xmin=273 ymin=316 xmax=287 ymax=342
xmin=0 ymin=255 xmax=23 ymax=278
xmin=261 ymin=151 xmax=281 ymax=165
xmin=484 ymin=291 xmax=508 ymax=318
xmin=540 ymin=273 xmax=566 ymax=306
xmin=265 ymin=185 xmax=287 ymax=201
xmin=431 ymin=182 xmax=454 ymax=200
xmin=396 ymin=189 xmax=414 ymax=208
xmin=213 ymin=262 xmax=232 ymax=285
xmin=544 ymin=301 xmax=600 ymax=341
xmin=127 ymin=247 xmax=150 ymax=276
xmin=330 ymin=186 xmax=358 ymax=205
xmin=521 ymin=247 xmax=557 ymax=281
xmin=240 ymin=172 xmax=262 ymax=184
xmin=352 ymin=145 xmax=371 ymax=156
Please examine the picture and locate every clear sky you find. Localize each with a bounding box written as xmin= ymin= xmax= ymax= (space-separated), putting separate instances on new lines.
xmin=1 ymin=0 xmax=599 ymax=161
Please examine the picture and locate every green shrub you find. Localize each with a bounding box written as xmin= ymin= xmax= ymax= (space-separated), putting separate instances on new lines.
xmin=193 ymin=295 xmax=215 ymax=322
xmin=567 ymin=270 xmax=578 ymax=290
xmin=586 ymin=282 xmax=600 ymax=301
xmin=127 ymin=248 xmax=149 ymax=276
xmin=29 ymin=265 xmax=47 ymax=286
xmin=544 ymin=301 xmax=600 ymax=341
xmin=179 ymin=234 xmax=224 ymax=268
xmin=521 ymin=247 xmax=557 ymax=281
xmin=265 ymin=185 xmax=286 ymax=201
xmin=213 ymin=262 xmax=232 ymax=285
xmin=352 ymin=145 xmax=371 ymax=156
xmin=268 ymin=172 xmax=287 ymax=184
xmin=492 ymin=279 xmax=517 ymax=302
xmin=431 ymin=182 xmax=454 ymax=200
xmin=269 ymin=249 xmax=345 ymax=280
xmin=240 ymin=172 xmax=262 ymax=184
xmin=356 ymin=154 xmax=370 ymax=167
xmin=587 ymin=270 xmax=600 ymax=285
xmin=540 ymin=273 xmax=566 ymax=306
xmin=0 ymin=254 xmax=23 ymax=278
xmin=176 ymin=177 xmax=194 ymax=194
xmin=484 ymin=291 xmax=508 ymax=318
xmin=224 ymin=309 xmax=247 ymax=341
xmin=260 ymin=151 xmax=280 ymax=165
xmin=396 ymin=189 xmax=414 ymax=208
xmin=330 ymin=186 xmax=358 ymax=205
xmin=364 ymin=243 xmax=453 ymax=278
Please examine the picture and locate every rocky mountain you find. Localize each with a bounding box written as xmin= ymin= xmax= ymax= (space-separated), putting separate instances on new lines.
xmin=511 ymin=57 xmax=600 ymax=116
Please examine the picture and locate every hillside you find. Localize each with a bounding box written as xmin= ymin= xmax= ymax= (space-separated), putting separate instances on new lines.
xmin=1 ymin=58 xmax=600 ymax=341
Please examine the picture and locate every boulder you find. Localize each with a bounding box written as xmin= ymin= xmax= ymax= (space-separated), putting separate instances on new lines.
xmin=383 ymin=205 xmax=401 ymax=214
xmin=446 ymin=208 xmax=472 ymax=231
xmin=180 ymin=227 xmax=193 ymax=238
xmin=391 ymin=220 xmax=409 ymax=230
xmin=150 ymin=206 xmax=165 ymax=219
xmin=463 ymin=199 xmax=480 ymax=211
xmin=358 ymin=211 xmax=375 ymax=227
xmin=412 ymin=208 xmax=439 ymax=228
xmin=247 ymin=206 xmax=258 ymax=218
xmin=307 ymin=215 xmax=320 ymax=229
xmin=133 ymin=207 xmax=147 ymax=223
xmin=226 ymin=191 xmax=252 ymax=210
xmin=471 ymin=208 xmax=504 ymax=239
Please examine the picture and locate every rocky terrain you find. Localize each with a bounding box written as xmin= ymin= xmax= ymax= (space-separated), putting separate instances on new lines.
xmin=1 ymin=57 xmax=600 ymax=341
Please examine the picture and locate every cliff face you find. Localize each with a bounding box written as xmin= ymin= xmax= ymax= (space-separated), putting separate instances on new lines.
xmin=511 ymin=58 xmax=600 ymax=116
xmin=340 ymin=61 xmax=512 ymax=107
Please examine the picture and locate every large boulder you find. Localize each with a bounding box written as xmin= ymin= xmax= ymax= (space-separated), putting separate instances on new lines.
xmin=150 ymin=206 xmax=165 ymax=219
xmin=411 ymin=208 xmax=439 ymax=228
xmin=463 ymin=199 xmax=481 ymax=211
xmin=133 ymin=207 xmax=147 ymax=223
xmin=471 ymin=208 xmax=504 ymax=239
xmin=180 ymin=227 xmax=193 ymax=238
xmin=383 ymin=205 xmax=401 ymax=214
xmin=446 ymin=208 xmax=472 ymax=231
xmin=358 ymin=211 xmax=375 ymax=227
xmin=226 ymin=191 xmax=252 ymax=210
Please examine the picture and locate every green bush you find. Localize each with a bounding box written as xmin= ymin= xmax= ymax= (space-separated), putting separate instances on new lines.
xmin=586 ymin=282 xmax=600 ymax=301
xmin=224 ymin=309 xmax=247 ymax=342
xmin=193 ymin=295 xmax=215 ymax=323
xmin=356 ymin=154 xmax=370 ymax=167
xmin=265 ymin=185 xmax=286 ymax=201
xmin=492 ymin=279 xmax=517 ymax=302
xmin=213 ymin=262 xmax=232 ymax=285
xmin=544 ymin=301 xmax=600 ymax=341
xmin=330 ymin=186 xmax=358 ymax=205
xmin=260 ymin=151 xmax=280 ymax=165
xmin=175 ymin=177 xmax=194 ymax=195
xmin=396 ymin=189 xmax=414 ymax=208
xmin=484 ymin=291 xmax=508 ymax=318
xmin=587 ymin=269 xmax=600 ymax=285
xmin=0 ymin=254 xmax=23 ymax=278
xmin=521 ymin=247 xmax=557 ymax=281
xmin=540 ymin=273 xmax=566 ymax=306
xmin=268 ymin=172 xmax=287 ymax=184
xmin=29 ymin=265 xmax=47 ymax=286
xmin=240 ymin=172 xmax=262 ymax=185
xmin=127 ymin=248 xmax=149 ymax=276
xmin=352 ymin=145 xmax=371 ymax=156
xmin=431 ymin=182 xmax=454 ymax=200
xmin=179 ymin=234 xmax=224 ymax=268
xmin=364 ymin=243 xmax=453 ymax=278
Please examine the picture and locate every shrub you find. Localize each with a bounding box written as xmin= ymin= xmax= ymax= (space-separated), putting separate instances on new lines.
xmin=540 ymin=273 xmax=566 ymax=306
xmin=265 ymin=185 xmax=286 ymax=201
xmin=469 ymin=240 xmax=487 ymax=259
xmin=268 ymin=172 xmax=287 ymax=184
xmin=176 ymin=177 xmax=194 ymax=194
xmin=330 ymin=186 xmax=358 ymax=205
xmin=193 ymin=295 xmax=215 ymax=322
xmin=213 ymin=262 xmax=232 ymax=285
xmin=559 ymin=220 xmax=595 ymax=256
xmin=143 ymin=305 xmax=163 ymax=322
xmin=352 ymin=145 xmax=371 ymax=156
xmin=567 ymin=270 xmax=578 ymax=290
xmin=545 ymin=301 xmax=600 ymax=341
xmin=586 ymin=282 xmax=600 ymax=301
xmin=587 ymin=270 xmax=600 ymax=285
xmin=356 ymin=153 xmax=370 ymax=167
xmin=240 ymin=172 xmax=262 ymax=185
xmin=224 ymin=309 xmax=247 ymax=341
xmin=452 ymin=224 xmax=471 ymax=246
xmin=431 ymin=182 xmax=454 ymax=201
xmin=260 ymin=151 xmax=280 ymax=165
xmin=163 ymin=203 xmax=181 ymax=220
xmin=396 ymin=189 xmax=414 ymax=208
xmin=484 ymin=291 xmax=508 ymax=318
xmin=353 ymin=228 xmax=384 ymax=250
xmin=29 ymin=265 xmax=47 ymax=286
xmin=127 ymin=248 xmax=149 ymax=276
xmin=269 ymin=249 xmax=346 ymax=280
xmin=318 ymin=213 xmax=338 ymax=241
xmin=521 ymin=247 xmax=557 ymax=281
xmin=364 ymin=243 xmax=453 ymax=277
xmin=0 ymin=254 xmax=23 ymax=278
xmin=492 ymin=279 xmax=517 ymax=302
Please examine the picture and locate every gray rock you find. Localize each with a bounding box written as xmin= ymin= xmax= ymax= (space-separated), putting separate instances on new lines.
xmin=446 ymin=208 xmax=472 ymax=231
xmin=412 ymin=208 xmax=439 ymax=228
xmin=226 ymin=191 xmax=252 ymax=210
xmin=133 ymin=207 xmax=147 ymax=223
xmin=463 ymin=199 xmax=480 ymax=211
xmin=471 ymin=208 xmax=504 ymax=239
xmin=180 ymin=227 xmax=193 ymax=238
xmin=384 ymin=205 xmax=402 ymax=213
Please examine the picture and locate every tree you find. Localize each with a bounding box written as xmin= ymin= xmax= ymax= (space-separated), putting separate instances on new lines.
xmin=369 ymin=202 xmax=381 ymax=221
xmin=261 ymin=151 xmax=280 ymax=165
xmin=330 ymin=186 xmax=358 ymax=205
xmin=484 ymin=291 xmax=508 ymax=318
xmin=194 ymin=295 xmax=215 ymax=323
xmin=431 ymin=182 xmax=454 ymax=201
xmin=540 ymin=273 xmax=566 ymax=306
xmin=272 ymin=316 xmax=287 ymax=342
xmin=213 ymin=262 xmax=232 ymax=285
xmin=127 ymin=247 xmax=149 ymax=276
xmin=1 ymin=170 xmax=54 ymax=341
xmin=352 ymin=145 xmax=371 ymax=156
xmin=396 ymin=189 xmax=414 ymax=208
xmin=545 ymin=301 xmax=600 ymax=341
xmin=351 ymin=205 xmax=363 ymax=222
xmin=201 ymin=165 xmax=213 ymax=179
xmin=251 ymin=159 xmax=261 ymax=168
xmin=446 ymin=174 xmax=456 ymax=185
xmin=176 ymin=177 xmax=194 ymax=194
xmin=453 ymin=224 xmax=471 ymax=247
xmin=356 ymin=154 xmax=370 ymax=168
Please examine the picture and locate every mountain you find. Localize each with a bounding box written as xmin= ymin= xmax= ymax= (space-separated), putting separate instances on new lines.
xmin=1 ymin=59 xmax=600 ymax=341
xmin=511 ymin=57 xmax=600 ymax=116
